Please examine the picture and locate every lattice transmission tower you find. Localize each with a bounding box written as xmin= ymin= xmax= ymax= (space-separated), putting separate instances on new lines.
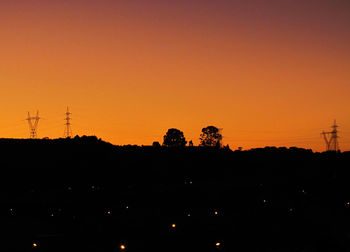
xmin=321 ymin=120 xmax=339 ymax=152
xmin=64 ymin=107 xmax=73 ymax=138
xmin=26 ymin=111 xmax=40 ymax=139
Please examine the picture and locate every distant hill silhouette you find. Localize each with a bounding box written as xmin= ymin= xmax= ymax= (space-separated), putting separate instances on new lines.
xmin=1 ymin=136 xmax=349 ymax=251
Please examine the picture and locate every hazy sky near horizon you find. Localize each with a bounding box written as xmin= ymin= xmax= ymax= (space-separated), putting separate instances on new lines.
xmin=1 ymin=0 xmax=350 ymax=151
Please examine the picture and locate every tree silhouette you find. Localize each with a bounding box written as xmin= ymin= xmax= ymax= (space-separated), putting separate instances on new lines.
xmin=163 ymin=128 xmax=187 ymax=147
xmin=152 ymin=141 xmax=161 ymax=147
xmin=199 ymin=126 xmax=222 ymax=147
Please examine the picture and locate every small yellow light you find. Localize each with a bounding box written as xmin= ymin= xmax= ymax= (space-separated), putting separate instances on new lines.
xmin=107 ymin=210 xmax=111 ymax=215
xmin=216 ymin=242 xmax=221 ymax=247
xmin=33 ymin=243 xmax=38 ymax=248
xmin=125 ymin=206 xmax=129 ymax=209
xmin=50 ymin=213 xmax=54 ymax=217
xmin=171 ymin=223 xmax=176 ymax=228
xmin=214 ymin=211 xmax=218 ymax=215
xmin=120 ymin=244 xmax=126 ymax=250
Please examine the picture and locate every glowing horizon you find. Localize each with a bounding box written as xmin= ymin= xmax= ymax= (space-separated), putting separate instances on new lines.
xmin=1 ymin=0 xmax=349 ymax=152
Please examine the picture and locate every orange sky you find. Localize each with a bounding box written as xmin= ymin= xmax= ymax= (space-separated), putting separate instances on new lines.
xmin=1 ymin=0 xmax=350 ymax=151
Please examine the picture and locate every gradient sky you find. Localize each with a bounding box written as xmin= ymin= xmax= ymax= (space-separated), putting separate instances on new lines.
xmin=1 ymin=0 xmax=350 ymax=151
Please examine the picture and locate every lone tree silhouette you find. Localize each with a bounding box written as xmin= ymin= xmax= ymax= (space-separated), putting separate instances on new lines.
xmin=200 ymin=126 xmax=222 ymax=147
xmin=152 ymin=141 xmax=161 ymax=147
xmin=163 ymin=128 xmax=187 ymax=147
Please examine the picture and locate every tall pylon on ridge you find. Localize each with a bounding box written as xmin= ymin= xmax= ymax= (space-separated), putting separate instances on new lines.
xmin=64 ymin=107 xmax=73 ymax=138
xmin=26 ymin=111 xmax=40 ymax=139
xmin=321 ymin=120 xmax=339 ymax=152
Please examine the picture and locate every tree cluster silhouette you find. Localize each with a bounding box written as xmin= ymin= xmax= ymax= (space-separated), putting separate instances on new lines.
xmin=162 ymin=126 xmax=223 ymax=148
xmin=199 ymin=126 xmax=222 ymax=147
xmin=163 ymin=128 xmax=187 ymax=147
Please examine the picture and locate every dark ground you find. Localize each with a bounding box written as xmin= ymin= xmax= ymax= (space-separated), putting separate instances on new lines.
xmin=1 ymin=136 xmax=350 ymax=252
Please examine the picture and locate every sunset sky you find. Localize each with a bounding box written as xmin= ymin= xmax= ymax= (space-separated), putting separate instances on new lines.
xmin=1 ymin=0 xmax=349 ymax=151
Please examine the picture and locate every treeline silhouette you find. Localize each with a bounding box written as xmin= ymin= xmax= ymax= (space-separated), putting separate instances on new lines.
xmin=1 ymin=136 xmax=350 ymax=252
xmin=161 ymin=126 xmax=224 ymax=148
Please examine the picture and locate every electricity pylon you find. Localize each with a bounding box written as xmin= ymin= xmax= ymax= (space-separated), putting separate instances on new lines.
xmin=321 ymin=120 xmax=339 ymax=152
xmin=64 ymin=107 xmax=73 ymax=138
xmin=26 ymin=111 xmax=40 ymax=139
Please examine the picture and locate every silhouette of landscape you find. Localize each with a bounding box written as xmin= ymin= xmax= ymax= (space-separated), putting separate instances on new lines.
xmin=1 ymin=135 xmax=350 ymax=251
xmin=2 ymin=0 xmax=350 ymax=251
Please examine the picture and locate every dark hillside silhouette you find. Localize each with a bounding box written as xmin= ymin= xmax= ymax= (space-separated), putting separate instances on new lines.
xmin=0 ymin=137 xmax=349 ymax=251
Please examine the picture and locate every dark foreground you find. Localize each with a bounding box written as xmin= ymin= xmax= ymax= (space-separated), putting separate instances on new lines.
xmin=1 ymin=137 xmax=350 ymax=252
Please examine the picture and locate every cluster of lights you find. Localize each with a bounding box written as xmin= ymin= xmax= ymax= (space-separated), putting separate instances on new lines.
xmin=6 ymin=203 xmax=133 ymax=219
xmin=14 ymin=197 xmax=350 ymax=224
xmin=90 ymin=185 xmax=101 ymax=192
xmin=14 ymin=177 xmax=350 ymax=252
xmin=6 ymin=203 xmax=320 ymax=221
xmin=31 ymin=238 xmax=223 ymax=251
xmin=32 ymin=237 xmax=222 ymax=251
xmin=120 ymin=238 xmax=223 ymax=251
xmin=25 ymin=191 xmax=344 ymax=251
xmin=64 ymin=185 xmax=104 ymax=192
xmin=32 ymin=240 xmax=128 ymax=251
xmin=18 ymin=181 xmax=349 ymax=251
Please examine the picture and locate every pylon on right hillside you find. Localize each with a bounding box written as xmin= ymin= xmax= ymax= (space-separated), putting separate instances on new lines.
xmin=321 ymin=120 xmax=339 ymax=152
